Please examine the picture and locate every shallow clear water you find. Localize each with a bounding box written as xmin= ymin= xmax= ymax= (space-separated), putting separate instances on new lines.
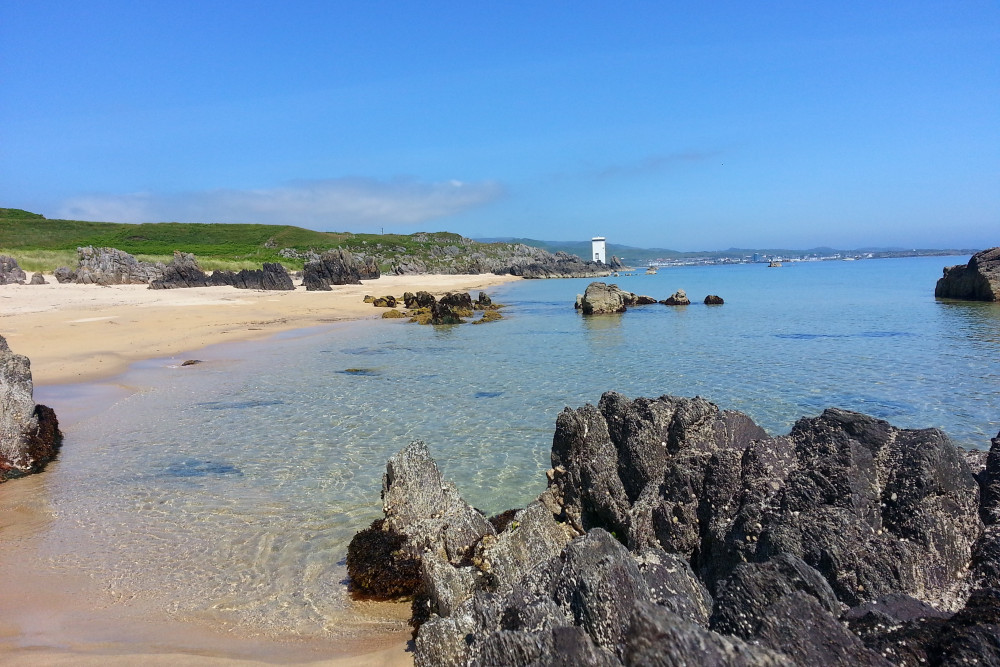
xmin=32 ymin=256 xmax=1000 ymax=639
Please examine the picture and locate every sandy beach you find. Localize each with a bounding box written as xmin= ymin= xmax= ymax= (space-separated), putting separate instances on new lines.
xmin=0 ymin=272 xmax=520 ymax=666
xmin=0 ymin=273 xmax=520 ymax=386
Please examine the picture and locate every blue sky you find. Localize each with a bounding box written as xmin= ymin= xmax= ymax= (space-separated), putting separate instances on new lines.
xmin=2 ymin=2 xmax=997 ymax=250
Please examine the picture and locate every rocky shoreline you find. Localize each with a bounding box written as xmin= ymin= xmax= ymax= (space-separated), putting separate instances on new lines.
xmin=349 ymin=393 xmax=1000 ymax=666
xmin=0 ymin=243 xmax=617 ymax=290
xmin=0 ymin=335 xmax=61 ymax=482
xmin=935 ymin=247 xmax=1000 ymax=301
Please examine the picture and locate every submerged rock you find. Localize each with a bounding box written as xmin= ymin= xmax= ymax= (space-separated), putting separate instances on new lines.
xmin=935 ymin=247 xmax=1000 ymax=301
xmin=0 ymin=335 xmax=61 ymax=481
xmin=704 ymin=294 xmax=724 ymax=305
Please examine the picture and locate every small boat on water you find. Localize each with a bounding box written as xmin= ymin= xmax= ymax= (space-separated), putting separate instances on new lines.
xmin=768 ymin=260 xmax=782 ymax=268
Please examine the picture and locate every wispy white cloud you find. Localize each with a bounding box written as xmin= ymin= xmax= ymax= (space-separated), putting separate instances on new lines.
xmin=56 ymin=178 xmax=504 ymax=228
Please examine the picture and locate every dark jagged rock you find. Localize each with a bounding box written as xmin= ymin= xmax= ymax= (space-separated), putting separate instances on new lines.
xmin=635 ymin=295 xmax=658 ymax=305
xmin=0 ymin=255 xmax=27 ymax=285
xmin=754 ymin=592 xmax=892 ymax=667
xmin=393 ymin=258 xmax=429 ymax=275
xmin=705 ymin=294 xmax=725 ymax=305
xmin=353 ymin=394 xmax=998 ymax=666
xmin=302 ymin=248 xmax=364 ymax=290
xmin=371 ymin=296 xmax=397 ymax=308
xmin=971 ymin=525 xmax=1000 ymax=590
xmin=357 ymin=256 xmax=381 ymax=280
xmin=552 ymin=394 xmax=982 ymax=609
xmin=849 ymin=588 xmax=1000 ymax=666
xmin=474 ymin=292 xmax=492 ymax=309
xmin=208 ymin=263 xmax=295 ymax=290
xmin=430 ymin=300 xmax=466 ymax=324
xmin=635 ymin=546 xmax=713 ymax=625
xmin=380 ymin=441 xmax=494 ymax=565
xmin=626 ymin=602 xmax=794 ymax=667
xmin=935 ymin=247 xmax=1000 ymax=301
xmin=347 ymin=519 xmax=423 ymax=599
xmin=419 ymin=293 xmax=474 ymax=324
xmin=29 ymin=273 xmax=46 ymax=285
xmin=499 ymin=250 xmax=612 ymax=279
xmin=661 ymin=289 xmax=691 ymax=305
xmin=0 ymin=335 xmax=61 ymax=482
xmin=53 ymin=267 xmax=75 ymax=283
xmin=73 ymin=246 xmax=165 ymax=285
xmin=149 ymin=251 xmax=209 ymax=289
xmin=979 ymin=431 xmax=1000 ymax=525
xmin=710 ymin=553 xmax=844 ymax=639
xmin=404 ymin=291 xmax=437 ymax=309
xmin=438 ymin=292 xmax=473 ymax=311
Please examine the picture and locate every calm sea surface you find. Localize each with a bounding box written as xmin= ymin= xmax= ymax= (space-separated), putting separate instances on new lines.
xmin=31 ymin=255 xmax=1000 ymax=638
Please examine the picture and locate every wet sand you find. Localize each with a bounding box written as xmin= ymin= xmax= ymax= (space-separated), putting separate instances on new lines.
xmin=0 ymin=273 xmax=520 ymax=386
xmin=0 ymin=273 xmax=520 ymax=665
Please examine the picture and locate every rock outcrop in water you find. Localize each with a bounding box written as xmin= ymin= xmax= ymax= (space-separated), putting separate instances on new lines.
xmin=575 ymin=282 xmax=657 ymax=315
xmin=935 ymin=247 xmax=1000 ymax=301
xmin=0 ymin=335 xmax=61 ymax=481
xmin=661 ymin=289 xmax=691 ymax=305
xmin=349 ymin=393 xmax=1000 ymax=666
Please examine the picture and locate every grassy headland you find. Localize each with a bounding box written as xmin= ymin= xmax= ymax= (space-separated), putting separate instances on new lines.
xmin=0 ymin=208 xmax=523 ymax=273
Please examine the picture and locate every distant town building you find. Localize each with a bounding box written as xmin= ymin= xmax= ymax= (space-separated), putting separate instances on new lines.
xmin=592 ymin=237 xmax=606 ymax=264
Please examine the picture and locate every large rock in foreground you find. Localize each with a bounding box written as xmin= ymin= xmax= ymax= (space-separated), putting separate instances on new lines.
xmin=351 ymin=393 xmax=999 ymax=666
xmin=0 ymin=336 xmax=61 ymax=481
xmin=935 ymin=247 xmax=1000 ymax=301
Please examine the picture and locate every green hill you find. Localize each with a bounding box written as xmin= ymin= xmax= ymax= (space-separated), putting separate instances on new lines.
xmin=0 ymin=210 xmax=544 ymax=273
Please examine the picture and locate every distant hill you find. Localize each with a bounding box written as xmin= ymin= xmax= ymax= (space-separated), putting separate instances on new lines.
xmin=475 ymin=237 xmax=977 ymax=264
xmin=0 ymin=208 xmax=606 ymax=276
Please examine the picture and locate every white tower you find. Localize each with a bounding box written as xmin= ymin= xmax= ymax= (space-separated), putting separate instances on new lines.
xmin=591 ymin=237 xmax=606 ymax=264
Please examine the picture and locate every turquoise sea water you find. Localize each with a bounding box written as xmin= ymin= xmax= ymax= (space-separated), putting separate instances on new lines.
xmin=30 ymin=255 xmax=1000 ymax=639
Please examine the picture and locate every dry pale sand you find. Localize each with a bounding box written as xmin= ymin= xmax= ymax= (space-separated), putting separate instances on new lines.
xmin=0 ymin=273 xmax=520 ymax=386
xmin=0 ymin=273 xmax=520 ymax=666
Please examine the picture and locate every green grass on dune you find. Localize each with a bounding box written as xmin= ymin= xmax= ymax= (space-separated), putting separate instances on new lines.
xmin=0 ymin=213 xmax=352 ymax=271
xmin=0 ymin=210 xmax=487 ymax=273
